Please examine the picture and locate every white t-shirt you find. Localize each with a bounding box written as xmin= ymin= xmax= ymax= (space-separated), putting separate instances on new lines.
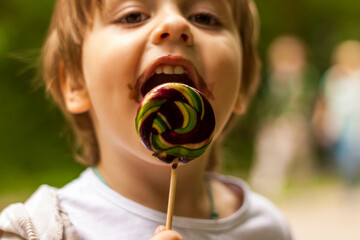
xmin=58 ymin=169 xmax=293 ymax=240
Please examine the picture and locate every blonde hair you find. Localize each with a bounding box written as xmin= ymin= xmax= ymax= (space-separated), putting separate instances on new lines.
xmin=41 ymin=0 xmax=260 ymax=167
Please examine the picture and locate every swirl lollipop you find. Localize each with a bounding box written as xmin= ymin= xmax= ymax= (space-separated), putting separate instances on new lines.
xmin=136 ymin=82 xmax=215 ymax=163
xmin=135 ymin=82 xmax=215 ymax=229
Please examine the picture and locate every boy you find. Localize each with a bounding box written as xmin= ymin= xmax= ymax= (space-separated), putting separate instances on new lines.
xmin=0 ymin=0 xmax=293 ymax=239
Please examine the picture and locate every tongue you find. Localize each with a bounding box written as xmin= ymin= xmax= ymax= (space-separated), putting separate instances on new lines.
xmin=141 ymin=74 xmax=195 ymax=97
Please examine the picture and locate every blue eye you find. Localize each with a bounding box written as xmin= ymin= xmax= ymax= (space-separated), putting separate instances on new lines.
xmin=189 ymin=13 xmax=221 ymax=27
xmin=118 ymin=12 xmax=150 ymax=24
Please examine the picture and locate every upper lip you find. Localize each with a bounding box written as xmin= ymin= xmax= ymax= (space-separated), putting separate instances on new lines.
xmin=137 ymin=55 xmax=201 ymax=97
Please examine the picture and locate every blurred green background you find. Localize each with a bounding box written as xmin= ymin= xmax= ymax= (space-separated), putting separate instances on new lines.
xmin=0 ymin=1 xmax=85 ymax=203
xmin=1 ymin=0 xmax=359 ymax=210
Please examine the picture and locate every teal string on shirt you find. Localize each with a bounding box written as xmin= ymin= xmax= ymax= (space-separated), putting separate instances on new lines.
xmin=206 ymin=176 xmax=219 ymax=219
xmin=93 ymin=167 xmax=109 ymax=187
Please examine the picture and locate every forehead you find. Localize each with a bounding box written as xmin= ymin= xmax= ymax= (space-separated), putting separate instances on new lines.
xmin=102 ymin=0 xmax=235 ymax=9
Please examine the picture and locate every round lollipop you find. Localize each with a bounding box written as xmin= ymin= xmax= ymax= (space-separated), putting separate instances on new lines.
xmin=135 ymin=82 xmax=215 ymax=163
xmin=135 ymin=82 xmax=215 ymax=229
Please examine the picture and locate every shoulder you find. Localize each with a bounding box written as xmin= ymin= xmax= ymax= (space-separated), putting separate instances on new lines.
xmin=245 ymin=186 xmax=294 ymax=239
xmin=247 ymin=191 xmax=287 ymax=222
xmin=211 ymin=174 xmax=294 ymax=239
xmin=0 ymin=185 xmax=68 ymax=240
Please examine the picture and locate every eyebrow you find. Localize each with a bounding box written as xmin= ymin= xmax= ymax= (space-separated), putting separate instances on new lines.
xmin=102 ymin=0 xmax=118 ymax=16
xmin=102 ymin=0 xmax=235 ymax=17
xmin=102 ymin=0 xmax=129 ymax=18
xmin=227 ymin=0 xmax=235 ymax=6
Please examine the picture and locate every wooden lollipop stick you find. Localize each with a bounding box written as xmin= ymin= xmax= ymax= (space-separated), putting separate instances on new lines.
xmin=166 ymin=159 xmax=179 ymax=230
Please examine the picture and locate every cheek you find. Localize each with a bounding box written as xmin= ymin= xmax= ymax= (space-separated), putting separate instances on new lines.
xmin=81 ymin=29 xmax=146 ymax=137
xmin=200 ymin=35 xmax=242 ymax=136
xmin=82 ymin=29 xmax=144 ymax=94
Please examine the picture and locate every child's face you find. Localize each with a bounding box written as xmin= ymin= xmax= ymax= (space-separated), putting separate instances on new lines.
xmin=77 ymin=0 xmax=242 ymax=163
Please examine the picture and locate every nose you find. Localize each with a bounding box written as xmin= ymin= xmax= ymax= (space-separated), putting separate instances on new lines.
xmin=151 ymin=14 xmax=193 ymax=46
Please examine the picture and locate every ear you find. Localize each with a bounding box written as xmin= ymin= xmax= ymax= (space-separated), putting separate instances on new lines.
xmin=233 ymin=92 xmax=247 ymax=115
xmin=59 ymin=62 xmax=92 ymax=114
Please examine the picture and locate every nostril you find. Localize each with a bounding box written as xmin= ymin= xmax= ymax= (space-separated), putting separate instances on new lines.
xmin=161 ymin=33 xmax=169 ymax=39
xmin=181 ymin=34 xmax=188 ymax=42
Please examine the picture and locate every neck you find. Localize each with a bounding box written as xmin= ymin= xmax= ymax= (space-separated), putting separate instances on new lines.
xmin=97 ymin=146 xmax=212 ymax=219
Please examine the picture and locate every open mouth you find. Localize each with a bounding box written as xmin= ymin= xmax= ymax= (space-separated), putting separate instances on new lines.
xmin=132 ymin=56 xmax=213 ymax=102
xmin=140 ymin=65 xmax=196 ymax=97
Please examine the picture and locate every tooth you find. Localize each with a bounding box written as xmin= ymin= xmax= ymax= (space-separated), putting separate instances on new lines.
xmin=174 ymin=66 xmax=185 ymax=74
xmin=156 ymin=66 xmax=163 ymax=74
xmin=163 ymin=65 xmax=174 ymax=74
